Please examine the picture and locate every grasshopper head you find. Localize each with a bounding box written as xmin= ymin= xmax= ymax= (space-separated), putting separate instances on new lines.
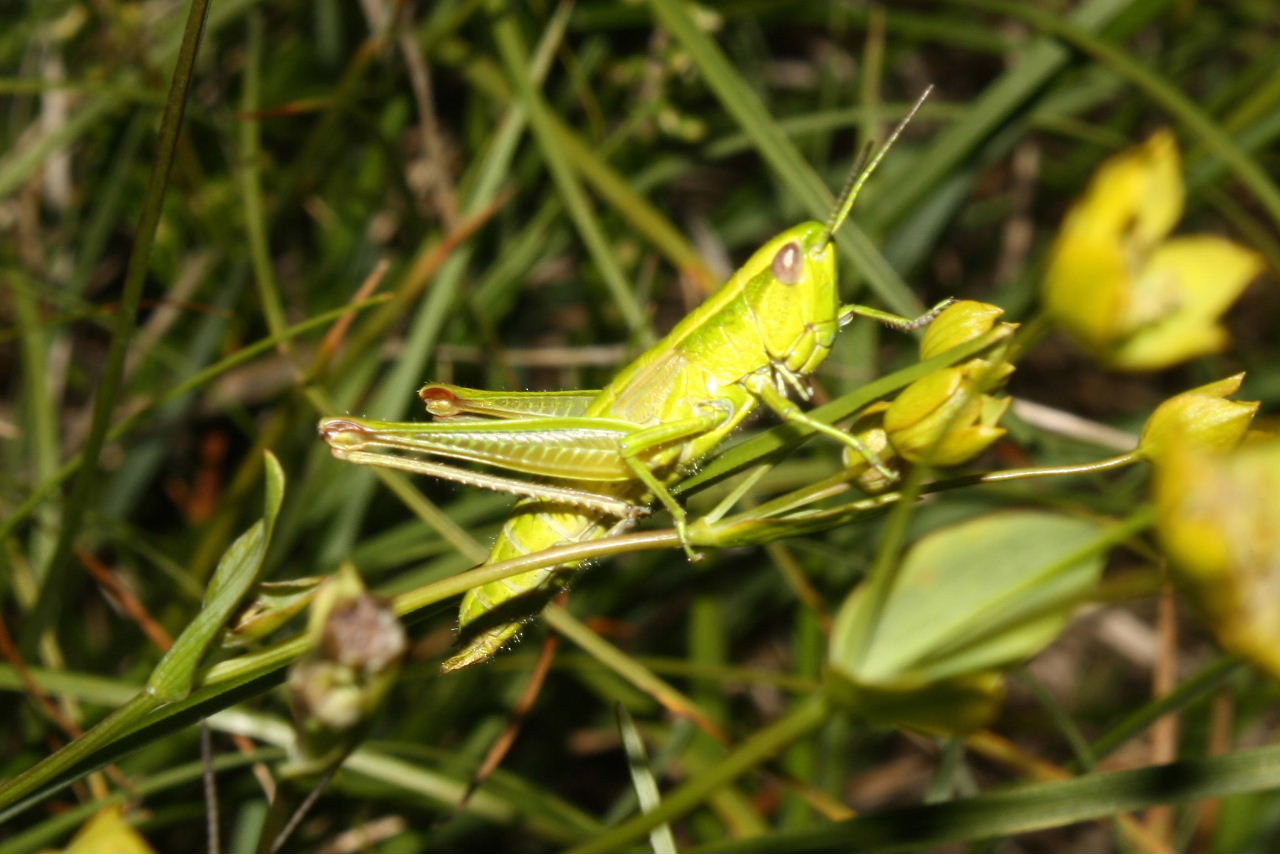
xmin=742 ymin=222 xmax=841 ymax=361
xmin=748 ymin=87 xmax=933 ymax=366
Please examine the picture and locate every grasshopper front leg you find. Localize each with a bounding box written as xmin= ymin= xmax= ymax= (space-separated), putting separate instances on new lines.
xmin=839 ymin=297 xmax=957 ymax=332
xmin=753 ymin=297 xmax=956 ymax=477
xmin=748 ymin=377 xmax=898 ymax=480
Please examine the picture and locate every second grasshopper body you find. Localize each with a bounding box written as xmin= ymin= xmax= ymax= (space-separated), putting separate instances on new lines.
xmin=320 ymin=93 xmax=944 ymax=671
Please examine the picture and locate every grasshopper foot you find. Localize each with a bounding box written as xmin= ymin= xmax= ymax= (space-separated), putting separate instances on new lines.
xmin=841 ymin=429 xmax=900 ymax=483
xmin=674 ymin=516 xmax=702 ymax=562
xmin=866 ymin=450 xmax=899 ymax=482
xmin=622 ymin=504 xmax=651 ymax=523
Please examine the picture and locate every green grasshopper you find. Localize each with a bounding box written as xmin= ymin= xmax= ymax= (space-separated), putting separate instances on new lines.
xmin=320 ymin=91 xmax=948 ymax=672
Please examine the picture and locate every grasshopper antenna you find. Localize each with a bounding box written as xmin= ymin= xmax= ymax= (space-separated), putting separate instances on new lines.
xmin=821 ymin=84 xmax=934 ymax=248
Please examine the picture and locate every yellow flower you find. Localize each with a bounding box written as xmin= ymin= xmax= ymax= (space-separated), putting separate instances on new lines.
xmin=1043 ymin=130 xmax=1261 ymax=369
xmin=1155 ymin=439 xmax=1280 ymax=678
xmin=59 ymin=805 xmax=156 ymax=854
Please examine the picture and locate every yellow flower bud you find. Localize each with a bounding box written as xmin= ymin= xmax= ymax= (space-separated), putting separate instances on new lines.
xmin=1155 ymin=440 xmax=1280 ymax=678
xmin=885 ymin=368 xmax=963 ymax=433
xmin=1138 ymin=373 xmax=1259 ymax=461
xmin=884 ymin=362 xmax=1012 ymax=466
xmin=919 ymin=300 xmax=1007 ymax=360
xmin=1043 ymin=130 xmax=1260 ymax=369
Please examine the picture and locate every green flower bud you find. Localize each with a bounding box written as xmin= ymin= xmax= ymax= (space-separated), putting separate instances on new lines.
xmin=223 ymin=577 xmax=324 ymax=648
xmin=286 ymin=564 xmax=407 ymax=776
xmin=1138 ymin=373 xmax=1259 ymax=461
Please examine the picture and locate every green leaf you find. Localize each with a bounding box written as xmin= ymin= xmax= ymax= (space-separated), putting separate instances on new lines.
xmin=691 ymin=741 xmax=1280 ymax=854
xmin=616 ymin=704 xmax=677 ymax=854
xmin=823 ymin=668 xmax=1004 ymax=736
xmin=827 ymin=511 xmax=1107 ymax=732
xmin=221 ymin=577 xmax=324 ymax=648
xmin=148 ymin=451 xmax=286 ymax=701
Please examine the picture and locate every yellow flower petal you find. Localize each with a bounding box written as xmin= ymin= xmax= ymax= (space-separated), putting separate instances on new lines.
xmin=1119 ymin=129 xmax=1184 ymax=247
xmin=1108 ymin=235 xmax=1262 ymax=368
xmin=1142 ymin=235 xmax=1261 ymax=318
xmin=1043 ymin=231 xmax=1131 ymax=350
xmin=1065 ymin=129 xmax=1182 ymax=251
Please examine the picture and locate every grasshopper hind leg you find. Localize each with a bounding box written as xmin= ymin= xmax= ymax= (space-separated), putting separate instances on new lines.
xmin=442 ymin=513 xmax=639 ymax=672
xmin=442 ymin=623 xmax=525 ymax=672
xmin=443 ymin=565 xmax=571 ymax=672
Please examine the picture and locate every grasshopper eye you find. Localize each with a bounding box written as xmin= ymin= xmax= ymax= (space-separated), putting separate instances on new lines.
xmin=772 ymin=241 xmax=804 ymax=285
